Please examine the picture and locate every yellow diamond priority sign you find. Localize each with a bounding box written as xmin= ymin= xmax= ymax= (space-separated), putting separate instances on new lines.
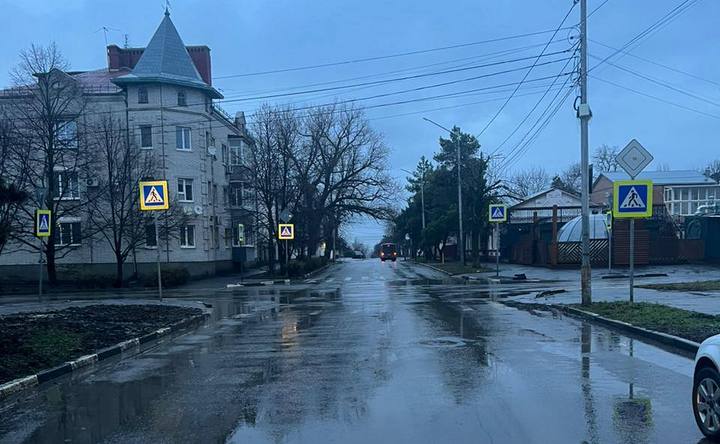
xmin=139 ymin=180 xmax=169 ymax=211
xmin=278 ymin=223 xmax=294 ymax=240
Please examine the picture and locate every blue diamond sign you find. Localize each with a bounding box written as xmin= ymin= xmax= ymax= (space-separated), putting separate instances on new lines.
xmin=139 ymin=180 xmax=169 ymax=211
xmin=613 ymin=180 xmax=653 ymax=218
xmin=489 ymin=204 xmax=507 ymax=223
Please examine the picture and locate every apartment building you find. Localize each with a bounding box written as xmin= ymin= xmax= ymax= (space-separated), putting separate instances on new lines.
xmin=0 ymin=11 xmax=256 ymax=279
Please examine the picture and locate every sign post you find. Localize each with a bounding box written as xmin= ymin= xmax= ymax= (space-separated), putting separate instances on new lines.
xmin=278 ymin=223 xmax=295 ymax=278
xmin=489 ymin=204 xmax=508 ymax=277
xmin=605 ymin=211 xmax=613 ymax=273
xmin=615 ymin=140 xmax=654 ymax=303
xmin=237 ymin=223 xmax=245 ymax=284
xmin=35 ymin=209 xmax=51 ymax=299
xmin=139 ymin=180 xmax=169 ymax=300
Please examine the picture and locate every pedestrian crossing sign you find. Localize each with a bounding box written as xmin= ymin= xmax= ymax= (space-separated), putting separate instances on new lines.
xmin=139 ymin=180 xmax=169 ymax=211
xmin=613 ymin=180 xmax=653 ymax=218
xmin=35 ymin=209 xmax=52 ymax=237
xmin=278 ymin=223 xmax=294 ymax=240
xmin=489 ymin=204 xmax=507 ymax=222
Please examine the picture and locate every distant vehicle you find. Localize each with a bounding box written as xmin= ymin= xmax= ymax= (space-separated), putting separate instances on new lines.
xmin=379 ymin=243 xmax=397 ymax=262
xmin=695 ymin=203 xmax=720 ymax=216
xmin=352 ymin=250 xmax=365 ymax=259
xmin=693 ymin=334 xmax=720 ymax=440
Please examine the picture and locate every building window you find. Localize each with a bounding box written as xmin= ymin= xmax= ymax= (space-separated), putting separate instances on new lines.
xmin=139 ymin=125 xmax=152 ymax=148
xmin=145 ymin=224 xmax=157 ymax=247
xmin=221 ymin=144 xmax=228 ymax=165
xmin=177 ymin=178 xmax=194 ymax=202
xmin=665 ymin=186 xmax=720 ymax=216
xmin=57 ymin=121 xmax=78 ymax=148
xmin=224 ymin=227 xmax=232 ymax=248
xmin=176 ymin=126 xmax=192 ymax=150
xmin=177 ymin=89 xmax=187 ymax=106
xmin=229 ymin=183 xmax=243 ymax=207
xmin=222 ymin=186 xmax=228 ymax=205
xmin=55 ymin=222 xmax=81 ymax=246
xmin=230 ymin=141 xmax=243 ymax=166
xmin=53 ymin=171 xmax=79 ymax=199
xmin=138 ymin=87 xmax=148 ymax=104
xmin=180 ymin=225 xmax=195 ymax=248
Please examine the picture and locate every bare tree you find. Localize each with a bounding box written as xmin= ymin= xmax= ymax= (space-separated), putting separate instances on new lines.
xmin=0 ymin=115 xmax=28 ymax=254
xmin=593 ymin=144 xmax=619 ymax=172
xmin=508 ymin=166 xmax=549 ymax=198
xmin=83 ymin=115 xmax=186 ymax=287
xmin=552 ymin=163 xmax=582 ymax=195
xmin=704 ymin=159 xmax=720 ymax=183
xmin=4 ymin=44 xmax=90 ymax=284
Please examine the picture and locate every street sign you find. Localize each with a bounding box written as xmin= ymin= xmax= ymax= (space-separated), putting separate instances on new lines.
xmin=617 ymin=139 xmax=653 ymax=179
xmin=139 ymin=180 xmax=169 ymax=211
xmin=488 ymin=204 xmax=507 ymax=223
xmin=35 ymin=210 xmax=51 ymax=237
xmin=278 ymin=223 xmax=294 ymax=240
xmin=279 ymin=208 xmax=292 ymax=223
xmin=237 ymin=223 xmax=245 ymax=245
xmin=613 ymin=180 xmax=653 ymax=218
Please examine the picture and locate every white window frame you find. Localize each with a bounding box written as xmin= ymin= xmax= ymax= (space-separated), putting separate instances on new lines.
xmin=177 ymin=178 xmax=194 ymax=202
xmin=230 ymin=142 xmax=243 ymax=167
xmin=229 ymin=182 xmax=243 ymax=207
xmin=176 ymin=126 xmax=192 ymax=151
xmin=180 ymin=225 xmax=195 ymax=248
xmin=53 ymin=170 xmax=80 ymax=200
xmin=57 ymin=120 xmax=78 ymax=149
xmin=55 ymin=221 xmax=81 ymax=246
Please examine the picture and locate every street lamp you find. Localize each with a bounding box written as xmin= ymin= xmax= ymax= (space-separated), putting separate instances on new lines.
xmin=422 ymin=117 xmax=464 ymax=265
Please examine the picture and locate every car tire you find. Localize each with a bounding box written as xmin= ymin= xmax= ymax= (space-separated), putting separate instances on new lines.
xmin=391 ymin=258 xmax=396 ymax=262
xmin=693 ymin=366 xmax=720 ymax=441
xmin=381 ymin=259 xmax=385 ymax=262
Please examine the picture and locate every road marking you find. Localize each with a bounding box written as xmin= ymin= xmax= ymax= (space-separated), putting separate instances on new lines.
xmin=325 ymin=278 xmax=335 ymax=283
xmin=362 ymin=276 xmax=369 ymax=280
xmin=344 ymin=277 xmax=352 ymax=281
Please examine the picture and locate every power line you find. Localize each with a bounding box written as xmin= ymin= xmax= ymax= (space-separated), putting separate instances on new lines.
xmin=476 ymin=1 xmax=578 ymax=137
xmin=491 ymin=44 xmax=579 ymax=155
xmin=590 ymin=39 xmax=720 ymax=87
xmin=589 ymin=0 xmax=700 ymax=72
xmin=591 ymin=75 xmax=720 ymax=120
xmin=588 ymin=0 xmax=611 ymax=18
xmin=590 ymin=53 xmax=720 ymax=108
xmin=222 ymin=49 xmax=574 ymax=103
xmin=213 ymin=27 xmax=576 ymax=80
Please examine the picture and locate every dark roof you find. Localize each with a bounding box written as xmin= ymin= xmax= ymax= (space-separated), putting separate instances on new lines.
xmin=70 ymin=68 xmax=128 ymax=93
xmin=599 ymin=170 xmax=715 ymax=186
xmin=112 ymin=11 xmax=222 ymax=98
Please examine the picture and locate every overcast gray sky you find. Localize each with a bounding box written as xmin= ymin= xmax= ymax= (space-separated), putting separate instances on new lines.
xmin=2 ymin=0 xmax=718 ymax=247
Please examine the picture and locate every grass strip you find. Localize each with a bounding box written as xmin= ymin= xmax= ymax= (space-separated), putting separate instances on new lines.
xmin=570 ymin=301 xmax=720 ymax=343
xmin=424 ymin=261 xmax=493 ymax=275
xmin=636 ymin=280 xmax=720 ymax=292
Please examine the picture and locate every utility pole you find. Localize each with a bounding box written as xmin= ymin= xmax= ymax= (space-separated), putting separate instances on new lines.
xmin=420 ymin=170 xmax=426 ymax=230
xmin=578 ymin=0 xmax=593 ymax=305
xmin=422 ymin=117 xmax=464 ymax=265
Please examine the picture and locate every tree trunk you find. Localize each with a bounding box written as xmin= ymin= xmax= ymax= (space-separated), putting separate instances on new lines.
xmin=114 ymin=252 xmax=124 ymax=288
xmin=45 ymin=240 xmax=57 ymax=285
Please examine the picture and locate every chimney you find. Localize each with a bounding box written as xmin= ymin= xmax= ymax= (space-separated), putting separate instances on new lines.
xmin=186 ymin=46 xmax=212 ymax=85
xmin=235 ymin=111 xmax=246 ymax=133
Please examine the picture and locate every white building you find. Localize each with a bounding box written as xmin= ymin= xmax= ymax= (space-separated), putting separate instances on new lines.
xmin=0 ymin=11 xmax=256 ymax=280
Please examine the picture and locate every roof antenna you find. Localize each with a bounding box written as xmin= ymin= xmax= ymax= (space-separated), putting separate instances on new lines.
xmin=164 ymin=0 xmax=171 ymax=16
xmin=124 ymin=34 xmax=129 ymax=48
xmin=95 ymin=26 xmax=120 ymax=46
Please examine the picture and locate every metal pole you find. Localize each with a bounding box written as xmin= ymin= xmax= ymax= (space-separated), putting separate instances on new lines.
xmin=38 ymin=238 xmax=43 ymax=300
xmin=285 ymin=239 xmax=289 ymax=277
xmin=456 ymin=131 xmax=465 ymax=265
xmin=155 ymin=214 xmax=162 ymax=301
xmin=579 ymin=0 xmax=592 ymax=305
xmin=608 ymin=228 xmax=612 ymax=273
xmin=421 ymin=175 xmax=426 ymax=230
xmin=332 ymin=227 xmax=336 ymax=263
xmin=629 ymin=218 xmax=635 ymax=303
xmin=495 ymin=223 xmax=500 ymax=277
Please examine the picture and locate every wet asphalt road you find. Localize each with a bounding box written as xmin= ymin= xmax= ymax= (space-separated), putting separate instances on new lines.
xmin=0 ymin=259 xmax=709 ymax=443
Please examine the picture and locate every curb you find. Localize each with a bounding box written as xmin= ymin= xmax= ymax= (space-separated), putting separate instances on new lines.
xmin=0 ymin=311 xmax=209 ymax=400
xmin=411 ymin=261 xmax=453 ymax=276
xmin=303 ymin=262 xmax=333 ymax=279
xmin=500 ymin=300 xmax=700 ymax=355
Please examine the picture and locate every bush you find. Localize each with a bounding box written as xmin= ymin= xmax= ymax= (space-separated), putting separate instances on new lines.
xmin=284 ymin=257 xmax=328 ymax=277
xmin=143 ymin=267 xmax=190 ymax=288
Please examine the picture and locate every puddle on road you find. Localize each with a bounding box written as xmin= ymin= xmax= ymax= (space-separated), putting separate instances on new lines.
xmin=417 ymin=336 xmax=469 ymax=348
